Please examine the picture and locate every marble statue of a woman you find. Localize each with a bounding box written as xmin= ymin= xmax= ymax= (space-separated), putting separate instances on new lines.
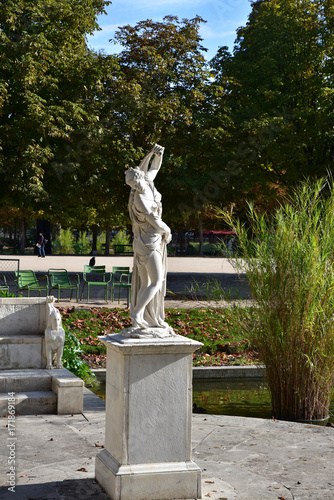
xmin=123 ymin=144 xmax=175 ymax=338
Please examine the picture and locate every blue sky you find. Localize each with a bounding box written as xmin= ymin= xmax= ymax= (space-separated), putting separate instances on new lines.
xmin=86 ymin=0 xmax=253 ymax=60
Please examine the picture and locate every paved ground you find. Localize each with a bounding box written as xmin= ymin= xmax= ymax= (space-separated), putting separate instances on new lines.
xmin=1 ymin=389 xmax=334 ymax=500
xmin=0 ymin=255 xmax=251 ymax=306
xmin=1 ymin=255 xmax=238 ymax=274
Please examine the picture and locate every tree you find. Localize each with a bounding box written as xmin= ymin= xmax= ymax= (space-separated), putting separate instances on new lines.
xmin=0 ymin=0 xmax=111 ymax=235
xmin=109 ymin=16 xmax=216 ymax=239
xmin=112 ymin=16 xmax=209 ymax=149
xmin=210 ymin=0 xmax=334 ymax=206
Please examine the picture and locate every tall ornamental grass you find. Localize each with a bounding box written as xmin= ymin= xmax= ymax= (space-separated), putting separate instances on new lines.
xmin=224 ymin=179 xmax=334 ymax=421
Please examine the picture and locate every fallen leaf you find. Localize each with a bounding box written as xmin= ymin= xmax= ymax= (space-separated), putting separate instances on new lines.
xmin=77 ymin=467 xmax=88 ymax=472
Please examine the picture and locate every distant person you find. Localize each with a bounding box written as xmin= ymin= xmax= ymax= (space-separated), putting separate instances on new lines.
xmin=37 ymin=232 xmax=46 ymax=258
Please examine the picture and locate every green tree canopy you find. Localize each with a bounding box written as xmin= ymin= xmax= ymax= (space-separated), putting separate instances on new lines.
xmin=105 ymin=15 xmax=216 ymax=230
xmin=0 ymin=0 xmax=110 ymax=220
xmin=112 ymin=15 xmax=209 ymax=150
xmin=210 ymin=0 xmax=334 ymax=208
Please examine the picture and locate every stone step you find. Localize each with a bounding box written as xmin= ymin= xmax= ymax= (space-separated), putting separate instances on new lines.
xmin=0 ymin=369 xmax=52 ymax=393
xmin=0 ymin=335 xmax=44 ymax=369
xmin=0 ymin=391 xmax=57 ymax=416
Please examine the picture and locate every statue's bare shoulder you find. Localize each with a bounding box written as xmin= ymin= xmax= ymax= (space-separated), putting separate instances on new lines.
xmin=134 ymin=188 xmax=157 ymax=216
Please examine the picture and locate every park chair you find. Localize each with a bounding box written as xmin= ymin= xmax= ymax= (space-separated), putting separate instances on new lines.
xmin=80 ymin=265 xmax=111 ymax=302
xmin=111 ymin=267 xmax=132 ymax=307
xmin=0 ymin=274 xmax=9 ymax=295
xmin=48 ymin=268 xmax=80 ymax=302
xmin=15 ymin=270 xmax=48 ymax=297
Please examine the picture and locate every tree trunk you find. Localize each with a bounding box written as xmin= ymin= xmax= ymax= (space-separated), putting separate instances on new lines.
xmin=13 ymin=219 xmax=18 ymax=254
xmin=178 ymin=226 xmax=185 ymax=254
xmin=91 ymin=225 xmax=98 ymax=254
xmin=19 ymin=218 xmax=26 ymax=254
xmin=105 ymin=226 xmax=111 ymax=255
xmin=198 ymin=214 xmax=203 ymax=256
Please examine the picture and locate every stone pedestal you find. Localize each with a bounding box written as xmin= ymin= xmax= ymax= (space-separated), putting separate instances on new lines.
xmin=95 ymin=333 xmax=202 ymax=500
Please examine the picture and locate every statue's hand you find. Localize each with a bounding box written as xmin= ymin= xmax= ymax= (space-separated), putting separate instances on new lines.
xmin=152 ymin=144 xmax=164 ymax=156
xmin=165 ymin=232 xmax=172 ymax=244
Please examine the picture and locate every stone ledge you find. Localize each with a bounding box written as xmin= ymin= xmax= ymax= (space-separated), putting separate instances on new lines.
xmin=92 ymin=364 xmax=267 ymax=382
xmin=0 ymin=390 xmax=57 ymax=415
xmin=0 ymin=297 xmax=47 ymax=305
xmin=99 ymin=333 xmax=202 ymax=355
xmin=0 ymin=369 xmax=51 ymax=392
xmin=48 ymin=368 xmax=84 ymax=387
xmin=49 ymin=368 xmax=84 ymax=414
xmin=0 ymin=335 xmax=43 ymax=344
xmin=193 ymin=365 xmax=266 ymax=379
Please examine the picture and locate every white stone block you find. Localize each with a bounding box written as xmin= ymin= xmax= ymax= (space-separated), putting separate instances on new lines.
xmin=0 ymin=335 xmax=43 ymax=369
xmin=0 ymin=298 xmax=47 ymax=335
xmin=95 ymin=333 xmax=202 ymax=500
xmin=49 ymin=368 xmax=84 ymax=414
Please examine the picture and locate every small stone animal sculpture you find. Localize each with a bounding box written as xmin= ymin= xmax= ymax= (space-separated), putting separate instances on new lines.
xmin=45 ymin=298 xmax=65 ymax=369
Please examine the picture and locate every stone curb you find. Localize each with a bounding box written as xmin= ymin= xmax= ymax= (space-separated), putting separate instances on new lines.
xmin=92 ymin=364 xmax=266 ymax=382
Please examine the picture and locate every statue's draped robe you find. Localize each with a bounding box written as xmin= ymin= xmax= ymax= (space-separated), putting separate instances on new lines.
xmin=128 ymin=183 xmax=168 ymax=329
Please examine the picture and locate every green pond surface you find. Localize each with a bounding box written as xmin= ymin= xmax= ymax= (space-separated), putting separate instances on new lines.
xmin=193 ymin=378 xmax=272 ymax=419
xmin=91 ymin=377 xmax=334 ymax=425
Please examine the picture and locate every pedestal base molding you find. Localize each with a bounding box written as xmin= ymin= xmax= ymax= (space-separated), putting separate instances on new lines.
xmin=96 ymin=449 xmax=201 ymax=500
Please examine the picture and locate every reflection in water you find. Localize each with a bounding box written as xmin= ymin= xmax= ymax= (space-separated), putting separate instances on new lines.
xmin=193 ymin=379 xmax=271 ymax=419
xmin=193 ymin=379 xmax=334 ymax=424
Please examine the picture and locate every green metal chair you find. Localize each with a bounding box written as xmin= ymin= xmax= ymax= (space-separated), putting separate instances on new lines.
xmin=80 ymin=265 xmax=111 ymax=302
xmin=48 ymin=268 xmax=80 ymax=302
xmin=15 ymin=270 xmax=48 ymax=297
xmin=111 ymin=267 xmax=132 ymax=307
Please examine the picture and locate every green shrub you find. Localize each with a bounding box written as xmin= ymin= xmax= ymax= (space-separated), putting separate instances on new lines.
xmin=59 ymin=229 xmax=74 ymax=254
xmin=62 ymin=330 xmax=94 ymax=383
xmin=0 ymin=291 xmax=17 ymax=298
xmin=110 ymin=230 xmax=131 ymax=253
xmin=187 ymin=242 xmax=225 ymax=256
xmin=223 ymin=178 xmax=334 ymax=421
xmin=74 ymin=231 xmax=91 ymax=254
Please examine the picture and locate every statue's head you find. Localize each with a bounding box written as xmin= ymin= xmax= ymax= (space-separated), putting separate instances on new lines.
xmin=125 ymin=167 xmax=147 ymax=192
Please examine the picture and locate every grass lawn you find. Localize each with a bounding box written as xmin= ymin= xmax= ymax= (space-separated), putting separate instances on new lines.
xmin=59 ymin=306 xmax=261 ymax=369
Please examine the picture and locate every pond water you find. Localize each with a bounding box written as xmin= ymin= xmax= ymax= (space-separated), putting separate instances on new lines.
xmin=193 ymin=378 xmax=272 ymax=419
xmin=193 ymin=379 xmax=334 ymax=424
xmin=91 ymin=377 xmax=334 ymax=425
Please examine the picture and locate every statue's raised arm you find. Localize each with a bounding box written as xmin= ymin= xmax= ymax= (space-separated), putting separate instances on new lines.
xmin=124 ymin=145 xmax=174 ymax=339
xmin=138 ymin=144 xmax=165 ymax=182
